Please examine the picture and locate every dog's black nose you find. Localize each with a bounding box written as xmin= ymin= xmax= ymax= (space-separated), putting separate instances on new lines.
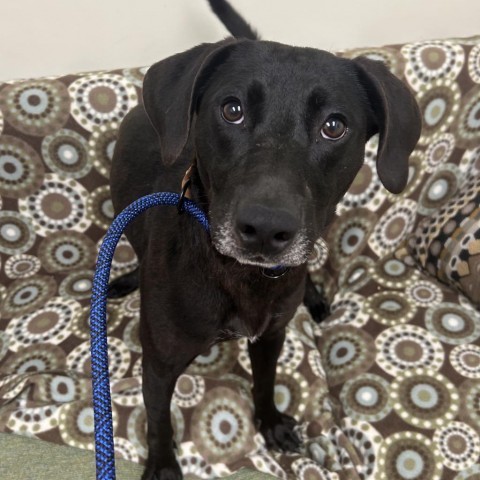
xmin=236 ymin=204 xmax=300 ymax=255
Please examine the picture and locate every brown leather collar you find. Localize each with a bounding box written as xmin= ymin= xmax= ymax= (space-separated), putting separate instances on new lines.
xmin=181 ymin=165 xmax=194 ymax=200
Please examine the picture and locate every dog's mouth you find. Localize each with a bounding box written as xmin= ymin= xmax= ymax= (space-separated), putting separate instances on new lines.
xmin=211 ymin=218 xmax=311 ymax=269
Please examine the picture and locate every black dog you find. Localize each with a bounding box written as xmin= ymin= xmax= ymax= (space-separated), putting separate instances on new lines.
xmin=109 ymin=1 xmax=421 ymax=478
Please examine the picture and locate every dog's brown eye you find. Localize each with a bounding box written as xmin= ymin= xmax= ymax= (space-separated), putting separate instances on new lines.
xmin=321 ymin=117 xmax=347 ymax=140
xmin=221 ymin=100 xmax=244 ymax=124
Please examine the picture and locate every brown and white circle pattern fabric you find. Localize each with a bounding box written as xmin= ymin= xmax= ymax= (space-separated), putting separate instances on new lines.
xmin=456 ymin=85 xmax=480 ymax=148
xmin=89 ymin=123 xmax=119 ymax=178
xmin=0 ymin=135 xmax=45 ymax=199
xmin=327 ymin=209 xmax=378 ymax=268
xmin=190 ymin=387 xmax=255 ymax=464
xmin=119 ymin=290 xmax=140 ymax=318
xmin=370 ymin=255 xmax=419 ymax=290
xmin=336 ymin=256 xmax=374 ymax=294
xmin=112 ymin=378 xmax=143 ymax=409
xmin=1 ymin=275 xmax=56 ymax=318
xmin=291 ymin=457 xmax=333 ymax=480
xmin=342 ymin=418 xmax=383 ymax=479
xmin=249 ymin=449 xmax=287 ymax=479
xmin=402 ymin=40 xmax=465 ymax=90
xmin=0 ymin=80 xmax=70 ymax=136
xmin=58 ymin=269 xmax=94 ymax=300
xmin=7 ymin=404 xmax=60 ymax=436
xmin=425 ymin=302 xmax=480 ymax=345
xmin=109 ymin=234 xmax=137 ymax=273
xmin=38 ymin=230 xmax=96 ymax=273
xmin=307 ymin=237 xmax=328 ymax=272
xmin=274 ymin=368 xmax=309 ymax=416
xmin=433 ymin=421 xmax=480 ymax=471
xmin=417 ymin=163 xmax=462 ymax=215
xmin=188 ymin=341 xmax=239 ymax=377
xmin=291 ymin=307 xmax=318 ymax=350
xmin=173 ymin=374 xmax=205 ymax=409
xmin=87 ymin=185 xmax=114 ymax=230
xmin=377 ymin=431 xmax=443 ymax=480
xmin=170 ymin=402 xmax=185 ymax=446
xmin=405 ymin=279 xmax=443 ymax=307
xmin=416 ymin=79 xmax=461 ymax=146
xmin=4 ymin=253 xmax=41 ymax=279
xmin=469 ymin=44 xmax=480 ymax=83
xmin=460 ymin=146 xmax=480 ymax=177
xmin=41 ymin=374 xmax=89 ymax=405
xmin=323 ymin=292 xmax=369 ymax=328
xmin=122 ymin=67 xmax=148 ymax=88
xmin=125 ymin=406 xmax=147 ymax=459
xmin=59 ymin=398 xmax=118 ymax=450
xmin=113 ymin=437 xmax=139 ymax=464
xmin=449 ymin=344 xmax=480 ymax=379
xmin=340 ymin=373 xmax=392 ymax=422
xmin=177 ymin=443 xmax=219 ymax=479
xmin=424 ymin=132 xmax=456 ymax=172
xmin=5 ymin=343 xmax=66 ymax=376
xmin=42 ymin=129 xmax=91 ymax=179
xmin=19 ymin=174 xmax=90 ymax=236
xmin=453 ymin=465 xmax=480 ymax=480
xmin=319 ymin=325 xmax=376 ymax=386
xmin=277 ymin=329 xmax=305 ymax=370
xmin=5 ymin=297 xmax=80 ymax=352
xmin=369 ymin=199 xmax=417 ymax=257
xmin=0 ymin=210 xmax=36 ymax=255
xmin=122 ymin=318 xmax=141 ymax=355
xmin=390 ymin=368 xmax=459 ymax=429
xmin=375 ymin=325 xmax=444 ymax=376
xmin=364 ymin=290 xmax=417 ymax=326
xmin=401 ymin=151 xmax=426 ymax=199
xmin=69 ymin=74 xmax=138 ymax=131
xmin=338 ymin=138 xmax=386 ymax=214
xmin=0 ymin=330 xmax=10 ymax=363
xmin=458 ymin=379 xmax=480 ymax=432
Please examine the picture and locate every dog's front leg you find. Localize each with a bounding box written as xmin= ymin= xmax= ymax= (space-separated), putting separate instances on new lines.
xmin=248 ymin=328 xmax=302 ymax=452
xmin=141 ymin=353 xmax=186 ymax=480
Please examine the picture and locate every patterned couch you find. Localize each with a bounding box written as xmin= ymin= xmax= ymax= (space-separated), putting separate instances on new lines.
xmin=0 ymin=35 xmax=479 ymax=480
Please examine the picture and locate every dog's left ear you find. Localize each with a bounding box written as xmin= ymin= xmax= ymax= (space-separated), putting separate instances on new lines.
xmin=142 ymin=39 xmax=238 ymax=165
xmin=353 ymin=57 xmax=422 ymax=194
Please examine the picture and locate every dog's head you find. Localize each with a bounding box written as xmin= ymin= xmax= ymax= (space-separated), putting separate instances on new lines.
xmin=143 ymin=39 xmax=421 ymax=268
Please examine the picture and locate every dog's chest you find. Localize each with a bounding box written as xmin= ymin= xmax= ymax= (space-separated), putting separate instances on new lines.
xmin=220 ymin=297 xmax=293 ymax=343
xmin=213 ymin=269 xmax=305 ymax=343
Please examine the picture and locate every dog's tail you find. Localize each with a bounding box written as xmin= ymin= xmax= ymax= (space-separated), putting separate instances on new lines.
xmin=207 ymin=0 xmax=258 ymax=40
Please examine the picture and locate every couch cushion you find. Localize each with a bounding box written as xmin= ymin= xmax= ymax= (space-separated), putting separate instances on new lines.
xmin=403 ymin=175 xmax=480 ymax=306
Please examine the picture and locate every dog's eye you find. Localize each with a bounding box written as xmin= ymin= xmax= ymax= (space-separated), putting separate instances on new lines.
xmin=221 ymin=99 xmax=244 ymax=124
xmin=320 ymin=117 xmax=347 ymax=140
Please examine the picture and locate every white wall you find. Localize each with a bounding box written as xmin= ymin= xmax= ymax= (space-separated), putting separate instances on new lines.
xmin=1 ymin=0 xmax=479 ymax=81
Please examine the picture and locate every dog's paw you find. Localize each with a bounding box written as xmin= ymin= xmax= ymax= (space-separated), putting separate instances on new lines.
xmin=258 ymin=411 xmax=302 ymax=453
xmin=107 ymin=267 xmax=139 ymax=299
xmin=141 ymin=459 xmax=183 ymax=480
xmin=303 ymin=276 xmax=330 ymax=324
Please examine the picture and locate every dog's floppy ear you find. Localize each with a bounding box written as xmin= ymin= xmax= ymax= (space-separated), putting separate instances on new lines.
xmin=354 ymin=57 xmax=422 ymax=194
xmin=143 ymin=39 xmax=237 ymax=165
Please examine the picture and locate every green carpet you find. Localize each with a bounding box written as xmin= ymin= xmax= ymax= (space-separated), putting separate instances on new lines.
xmin=0 ymin=433 xmax=275 ymax=479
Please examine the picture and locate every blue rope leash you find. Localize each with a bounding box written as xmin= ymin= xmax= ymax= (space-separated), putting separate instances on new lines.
xmin=89 ymin=192 xmax=209 ymax=480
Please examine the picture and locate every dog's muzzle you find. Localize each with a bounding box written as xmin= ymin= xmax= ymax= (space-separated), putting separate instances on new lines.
xmin=235 ymin=203 xmax=300 ymax=257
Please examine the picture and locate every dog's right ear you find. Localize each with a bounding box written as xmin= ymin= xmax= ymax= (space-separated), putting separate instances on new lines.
xmin=143 ymin=39 xmax=237 ymax=165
